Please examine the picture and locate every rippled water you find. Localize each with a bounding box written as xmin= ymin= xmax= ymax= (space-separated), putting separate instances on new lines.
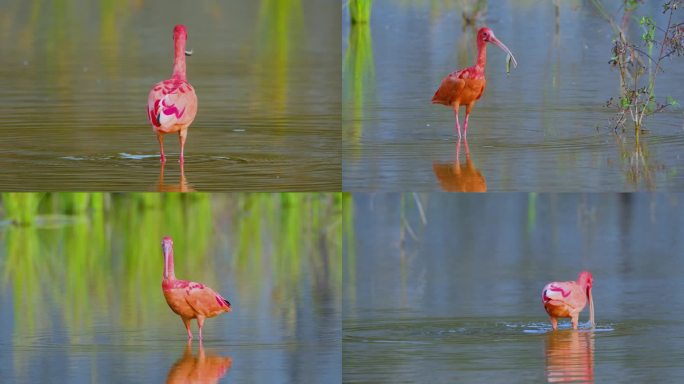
xmin=0 ymin=0 xmax=340 ymax=191
xmin=344 ymin=193 xmax=684 ymax=382
xmin=0 ymin=194 xmax=341 ymax=383
xmin=343 ymin=1 xmax=684 ymax=191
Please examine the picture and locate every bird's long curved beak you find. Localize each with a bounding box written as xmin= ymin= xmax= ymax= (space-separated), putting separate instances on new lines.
xmin=489 ymin=34 xmax=518 ymax=69
xmin=185 ymin=49 xmax=193 ymax=56
xmin=588 ymin=288 xmax=595 ymax=328
xmin=162 ymin=242 xmax=172 ymax=277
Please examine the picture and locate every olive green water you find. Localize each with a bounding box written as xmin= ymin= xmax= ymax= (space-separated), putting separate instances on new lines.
xmin=343 ymin=0 xmax=684 ymax=191
xmin=0 ymin=193 xmax=341 ymax=383
xmin=0 ymin=0 xmax=340 ymax=191
xmin=344 ymin=193 xmax=684 ymax=382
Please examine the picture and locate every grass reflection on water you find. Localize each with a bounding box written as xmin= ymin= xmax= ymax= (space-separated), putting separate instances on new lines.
xmin=0 ymin=193 xmax=341 ymax=345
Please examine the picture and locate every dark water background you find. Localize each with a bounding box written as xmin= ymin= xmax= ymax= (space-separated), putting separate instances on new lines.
xmin=344 ymin=193 xmax=684 ymax=382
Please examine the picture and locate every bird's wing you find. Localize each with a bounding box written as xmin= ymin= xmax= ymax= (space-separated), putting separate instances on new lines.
xmin=473 ymin=79 xmax=486 ymax=100
xmin=432 ymin=71 xmax=466 ymax=106
xmin=147 ymin=80 xmax=197 ymax=130
xmin=544 ymin=281 xmax=581 ymax=307
xmin=182 ymin=281 xmax=231 ymax=317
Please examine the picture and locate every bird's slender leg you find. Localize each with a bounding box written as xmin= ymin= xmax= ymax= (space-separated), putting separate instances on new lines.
xmin=550 ymin=317 xmax=558 ymax=331
xmin=182 ymin=317 xmax=193 ymax=340
xmin=197 ymin=315 xmax=206 ymax=340
xmin=178 ymin=128 xmax=188 ymax=164
xmin=571 ymin=315 xmax=579 ymax=330
xmin=157 ymin=132 xmax=166 ymax=163
xmin=464 ymin=104 xmax=474 ymax=139
xmin=463 ymin=114 xmax=470 ymax=138
xmin=453 ymin=105 xmax=462 ymax=139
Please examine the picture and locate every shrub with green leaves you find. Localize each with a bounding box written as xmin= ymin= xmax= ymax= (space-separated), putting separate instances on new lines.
xmin=595 ymin=0 xmax=684 ymax=135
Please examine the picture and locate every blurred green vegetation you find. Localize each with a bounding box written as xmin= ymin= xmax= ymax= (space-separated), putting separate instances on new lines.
xmin=349 ymin=0 xmax=373 ymax=24
xmin=255 ymin=0 xmax=304 ymax=115
xmin=343 ymin=24 xmax=374 ymax=150
xmin=342 ymin=193 xmax=355 ymax=308
xmin=0 ymin=193 xmax=341 ymax=342
xmin=0 ymin=0 xmax=315 ymax=123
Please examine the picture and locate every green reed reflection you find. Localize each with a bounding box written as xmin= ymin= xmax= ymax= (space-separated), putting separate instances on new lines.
xmin=349 ymin=0 xmax=373 ymax=24
xmin=343 ymin=24 xmax=374 ymax=147
xmin=0 ymin=193 xmax=341 ymax=343
xmin=342 ymin=193 xmax=355 ymax=309
xmin=1 ymin=193 xmax=44 ymax=225
xmin=255 ymin=0 xmax=304 ymax=115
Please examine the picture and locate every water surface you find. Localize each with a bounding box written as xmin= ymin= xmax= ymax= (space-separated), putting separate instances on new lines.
xmin=343 ymin=1 xmax=684 ymax=191
xmin=0 ymin=193 xmax=341 ymax=383
xmin=344 ymin=193 xmax=684 ymax=382
xmin=0 ymin=0 xmax=340 ymax=191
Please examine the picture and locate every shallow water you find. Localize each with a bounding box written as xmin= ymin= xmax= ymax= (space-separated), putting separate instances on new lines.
xmin=344 ymin=193 xmax=684 ymax=382
xmin=343 ymin=1 xmax=684 ymax=191
xmin=0 ymin=194 xmax=341 ymax=383
xmin=0 ymin=0 xmax=340 ymax=191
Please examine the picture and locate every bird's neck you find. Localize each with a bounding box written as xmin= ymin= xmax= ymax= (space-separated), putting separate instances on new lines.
xmin=475 ymin=41 xmax=487 ymax=73
xmin=171 ymin=38 xmax=187 ymax=81
xmin=164 ymin=249 xmax=176 ymax=280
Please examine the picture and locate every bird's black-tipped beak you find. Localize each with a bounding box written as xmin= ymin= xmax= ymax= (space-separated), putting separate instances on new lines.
xmin=185 ymin=49 xmax=193 ymax=56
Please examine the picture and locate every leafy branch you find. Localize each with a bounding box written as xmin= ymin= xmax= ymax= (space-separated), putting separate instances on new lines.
xmin=593 ymin=0 xmax=684 ymax=137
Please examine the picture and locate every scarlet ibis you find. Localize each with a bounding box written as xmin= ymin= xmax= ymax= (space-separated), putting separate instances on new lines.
xmin=147 ymin=25 xmax=198 ymax=163
xmin=161 ymin=237 xmax=232 ymax=340
xmin=432 ymin=27 xmax=517 ymax=138
xmin=542 ymin=271 xmax=595 ymax=330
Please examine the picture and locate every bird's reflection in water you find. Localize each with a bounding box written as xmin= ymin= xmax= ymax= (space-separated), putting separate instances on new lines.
xmin=166 ymin=341 xmax=232 ymax=384
xmin=432 ymin=138 xmax=487 ymax=192
xmin=156 ymin=162 xmax=195 ymax=192
xmin=545 ymin=331 xmax=594 ymax=383
xmin=621 ymin=136 xmax=656 ymax=190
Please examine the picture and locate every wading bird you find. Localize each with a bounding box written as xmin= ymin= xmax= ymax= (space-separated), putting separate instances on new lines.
xmin=147 ymin=25 xmax=198 ymax=163
xmin=542 ymin=271 xmax=595 ymax=330
xmin=432 ymin=27 xmax=517 ymax=138
xmin=161 ymin=237 xmax=231 ymax=340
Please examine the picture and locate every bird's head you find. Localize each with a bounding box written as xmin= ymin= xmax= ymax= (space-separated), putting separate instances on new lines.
xmin=578 ymin=270 xmax=596 ymax=328
xmin=173 ymin=24 xmax=193 ymax=56
xmin=578 ymin=270 xmax=593 ymax=290
xmin=477 ymin=27 xmax=517 ymax=69
xmin=477 ymin=27 xmax=494 ymax=43
xmin=162 ymin=236 xmax=174 ymax=255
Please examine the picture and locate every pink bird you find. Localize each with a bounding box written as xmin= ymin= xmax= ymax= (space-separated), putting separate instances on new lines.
xmin=542 ymin=271 xmax=595 ymax=330
xmin=147 ymin=25 xmax=198 ymax=163
xmin=161 ymin=236 xmax=232 ymax=340
xmin=432 ymin=27 xmax=517 ymax=139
